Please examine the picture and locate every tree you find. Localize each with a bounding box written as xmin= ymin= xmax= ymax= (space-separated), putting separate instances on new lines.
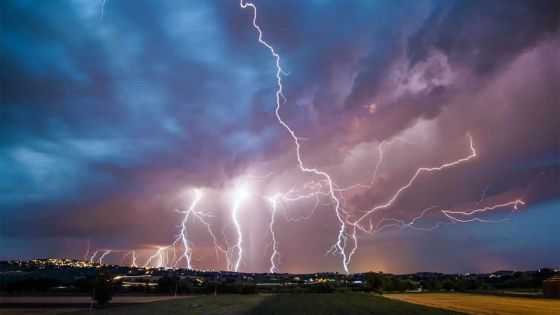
xmin=442 ymin=277 xmax=456 ymax=291
xmin=516 ymin=273 xmax=532 ymax=288
xmin=157 ymin=276 xmax=178 ymax=294
xmin=93 ymin=277 xmax=114 ymax=308
xmin=421 ymin=278 xmax=442 ymax=291
xmin=365 ymin=272 xmax=388 ymax=294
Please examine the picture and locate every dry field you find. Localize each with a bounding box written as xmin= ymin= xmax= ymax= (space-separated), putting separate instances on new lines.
xmin=385 ymin=293 xmax=560 ymax=315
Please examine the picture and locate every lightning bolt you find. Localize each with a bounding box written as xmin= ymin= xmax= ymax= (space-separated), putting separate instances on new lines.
xmin=83 ymin=239 xmax=91 ymax=261
xmin=98 ymin=250 xmax=111 ymax=264
xmin=267 ymin=196 xmax=280 ymax=273
xmin=121 ymin=250 xmax=132 ymax=265
xmin=339 ymin=134 xmax=476 ymax=264
xmin=120 ymin=250 xmax=139 ymax=267
xmin=442 ymin=200 xmax=525 ymax=223
xmin=91 ymin=2 xmax=531 ymax=275
xmin=131 ymin=250 xmax=137 ymax=267
xmin=228 ymin=185 xmax=250 ymax=272
xmin=240 ymin=0 xmax=351 ymax=273
xmin=99 ymin=0 xmax=106 ymax=20
xmin=143 ymin=247 xmax=169 ymax=269
xmin=352 ymin=134 xmax=477 ymax=229
xmin=173 ymin=189 xmax=228 ymax=270
xmin=176 ymin=190 xmax=202 ymax=270
xmin=89 ymin=250 xmax=99 ymax=263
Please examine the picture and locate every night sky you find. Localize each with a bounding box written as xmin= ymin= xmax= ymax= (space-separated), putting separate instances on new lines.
xmin=1 ymin=0 xmax=559 ymax=274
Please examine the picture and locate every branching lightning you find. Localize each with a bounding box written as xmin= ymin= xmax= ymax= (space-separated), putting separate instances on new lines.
xmin=237 ymin=3 xmax=526 ymax=271
xmin=172 ymin=189 xmax=229 ymax=270
xmin=143 ymin=247 xmax=169 ymax=268
xmin=131 ymin=250 xmax=137 ymax=267
xmin=267 ymin=196 xmax=280 ymax=273
xmin=442 ymin=200 xmax=525 ymax=223
xmin=352 ymin=134 xmax=477 ymax=229
xmin=240 ymin=0 xmax=351 ymax=273
xmin=98 ymin=250 xmax=111 ymax=264
xmin=176 ymin=189 xmax=202 ymax=270
xmin=88 ymin=1 xmax=530 ymax=274
xmin=227 ymin=185 xmax=250 ymax=272
xmin=89 ymin=250 xmax=99 ymax=263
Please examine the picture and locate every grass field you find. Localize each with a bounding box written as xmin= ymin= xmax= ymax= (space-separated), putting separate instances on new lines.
xmin=72 ymin=294 xmax=462 ymax=315
xmin=385 ymin=293 xmax=560 ymax=315
xmin=0 ymin=295 xmax=194 ymax=315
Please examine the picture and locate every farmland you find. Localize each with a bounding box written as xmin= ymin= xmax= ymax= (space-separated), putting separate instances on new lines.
xmin=68 ymin=294 xmax=461 ymax=315
xmin=385 ymin=293 xmax=560 ymax=315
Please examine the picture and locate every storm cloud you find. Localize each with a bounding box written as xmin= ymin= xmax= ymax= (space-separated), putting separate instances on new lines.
xmin=1 ymin=0 xmax=558 ymax=273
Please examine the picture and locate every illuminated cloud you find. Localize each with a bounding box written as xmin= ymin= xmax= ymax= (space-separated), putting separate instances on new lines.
xmin=0 ymin=0 xmax=558 ymax=273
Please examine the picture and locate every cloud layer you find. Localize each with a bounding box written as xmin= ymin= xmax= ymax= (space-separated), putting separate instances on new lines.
xmin=1 ymin=0 xmax=558 ymax=273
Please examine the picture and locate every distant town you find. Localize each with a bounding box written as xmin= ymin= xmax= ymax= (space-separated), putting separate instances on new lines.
xmin=1 ymin=259 xmax=558 ymax=299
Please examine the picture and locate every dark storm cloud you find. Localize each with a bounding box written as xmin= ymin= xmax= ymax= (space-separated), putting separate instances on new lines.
xmin=1 ymin=0 xmax=558 ymax=272
xmin=407 ymin=0 xmax=559 ymax=74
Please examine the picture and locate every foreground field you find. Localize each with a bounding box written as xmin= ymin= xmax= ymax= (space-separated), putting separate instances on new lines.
xmin=0 ymin=295 xmax=192 ymax=315
xmin=72 ymin=294 xmax=461 ymax=315
xmin=386 ymin=293 xmax=560 ymax=315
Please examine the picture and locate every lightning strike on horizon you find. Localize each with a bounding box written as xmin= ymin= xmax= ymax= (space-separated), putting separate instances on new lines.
xmin=176 ymin=189 xmax=202 ymax=270
xmin=228 ymin=185 xmax=250 ymax=272
xmin=121 ymin=250 xmax=132 ymax=265
xmin=267 ymin=196 xmax=280 ymax=273
xmin=143 ymin=247 xmax=170 ymax=269
xmin=240 ymin=0 xmax=351 ymax=274
xmin=131 ymin=250 xmax=137 ymax=267
xmin=98 ymin=250 xmax=111 ymax=264
xmin=89 ymin=250 xmax=99 ymax=263
xmin=83 ymin=239 xmax=91 ymax=261
xmin=89 ymin=1 xmax=534 ymax=274
xmin=173 ymin=189 xmax=228 ymax=270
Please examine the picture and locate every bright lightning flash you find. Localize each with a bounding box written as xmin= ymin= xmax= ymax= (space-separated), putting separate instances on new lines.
xmin=228 ymin=184 xmax=250 ymax=272
xmin=177 ymin=189 xmax=202 ymax=270
xmin=240 ymin=0 xmax=350 ymax=274
xmin=98 ymin=250 xmax=111 ymax=265
xmin=91 ymin=1 xmax=530 ymax=275
xmin=267 ymin=196 xmax=280 ymax=273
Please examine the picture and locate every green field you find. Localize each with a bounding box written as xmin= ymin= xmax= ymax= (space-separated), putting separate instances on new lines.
xmin=74 ymin=294 xmax=462 ymax=315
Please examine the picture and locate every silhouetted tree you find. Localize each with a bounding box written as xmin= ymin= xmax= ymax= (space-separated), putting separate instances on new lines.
xmin=365 ymin=272 xmax=388 ymax=294
xmin=93 ymin=276 xmax=114 ymax=308
xmin=157 ymin=276 xmax=178 ymax=294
